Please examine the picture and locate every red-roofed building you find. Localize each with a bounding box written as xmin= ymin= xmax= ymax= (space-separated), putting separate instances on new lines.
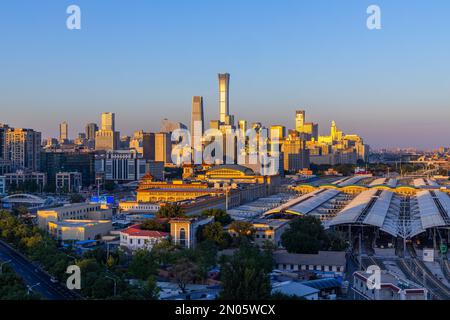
xmin=120 ymin=224 xmax=169 ymax=252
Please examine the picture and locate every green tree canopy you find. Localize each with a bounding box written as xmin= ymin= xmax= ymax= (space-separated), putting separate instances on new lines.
xmin=157 ymin=204 xmax=185 ymax=219
xmin=202 ymin=209 xmax=232 ymax=226
xmin=281 ymin=216 xmax=348 ymax=254
xmin=219 ymin=241 xmax=273 ymax=300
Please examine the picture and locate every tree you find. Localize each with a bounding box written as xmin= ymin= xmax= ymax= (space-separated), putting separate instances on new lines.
xmin=219 ymin=241 xmax=273 ymax=300
xmin=201 ymin=222 xmax=231 ymax=249
xmin=128 ymin=249 xmax=158 ymax=280
xmin=325 ymin=229 xmax=348 ymax=251
xmin=229 ymin=221 xmax=254 ymax=240
xmin=281 ymin=216 xmax=347 ymax=254
xmin=104 ymin=181 xmax=116 ymax=192
xmin=171 ymin=257 xmax=201 ymax=293
xmin=70 ymin=193 xmax=85 ymax=203
xmin=141 ymin=219 xmax=168 ymax=232
xmin=202 ymin=209 xmax=232 ymax=226
xmin=151 ymin=239 xmax=178 ymax=266
xmin=144 ymin=276 xmax=160 ymax=300
xmin=157 ymin=204 xmax=185 ymax=219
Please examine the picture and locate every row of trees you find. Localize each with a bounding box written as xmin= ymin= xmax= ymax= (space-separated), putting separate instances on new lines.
xmin=281 ymin=216 xmax=347 ymax=254
xmin=0 ymin=265 xmax=41 ymax=300
xmin=0 ymin=210 xmax=159 ymax=300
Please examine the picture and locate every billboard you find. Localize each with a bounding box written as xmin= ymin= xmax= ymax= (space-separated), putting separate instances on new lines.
xmin=90 ymin=195 xmax=114 ymax=205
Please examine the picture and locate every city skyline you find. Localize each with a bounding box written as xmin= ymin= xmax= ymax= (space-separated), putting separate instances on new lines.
xmin=1 ymin=0 xmax=450 ymax=148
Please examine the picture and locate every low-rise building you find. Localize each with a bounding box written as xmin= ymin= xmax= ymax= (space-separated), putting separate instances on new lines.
xmin=271 ymin=281 xmax=319 ymax=300
xmin=48 ymin=219 xmax=112 ymax=241
xmin=273 ymin=250 xmax=346 ymax=277
xmin=37 ymin=203 xmax=111 ymax=230
xmin=169 ymin=217 xmax=214 ymax=249
xmin=353 ymin=271 xmax=428 ymax=300
xmin=119 ymin=224 xmax=169 ymax=252
xmin=250 ymin=219 xmax=290 ymax=248
xmin=4 ymin=171 xmax=47 ymax=190
xmin=118 ymin=202 xmax=160 ymax=214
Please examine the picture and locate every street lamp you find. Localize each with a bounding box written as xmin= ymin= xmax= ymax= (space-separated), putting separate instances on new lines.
xmin=27 ymin=282 xmax=40 ymax=295
xmin=0 ymin=260 xmax=12 ymax=275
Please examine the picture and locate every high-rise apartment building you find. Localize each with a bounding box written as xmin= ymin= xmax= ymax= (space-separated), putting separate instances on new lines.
xmin=5 ymin=128 xmax=41 ymax=172
xmin=59 ymin=122 xmax=68 ymax=142
xmin=191 ymin=96 xmax=204 ymax=137
xmin=154 ymin=133 xmax=172 ymax=164
xmin=218 ymin=73 xmax=230 ymax=124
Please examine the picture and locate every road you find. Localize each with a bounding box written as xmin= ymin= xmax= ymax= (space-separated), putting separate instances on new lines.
xmin=0 ymin=240 xmax=81 ymax=300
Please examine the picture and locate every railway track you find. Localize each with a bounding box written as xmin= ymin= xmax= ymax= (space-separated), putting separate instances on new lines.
xmin=398 ymin=244 xmax=450 ymax=300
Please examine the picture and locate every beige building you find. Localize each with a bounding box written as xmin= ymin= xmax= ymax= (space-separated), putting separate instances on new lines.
xmin=37 ymin=203 xmax=112 ymax=230
xmin=169 ymin=217 xmax=213 ymax=249
xmin=48 ymin=219 xmax=112 ymax=241
xmin=95 ymin=112 xmax=120 ymax=151
xmin=154 ymin=132 xmax=172 ymax=164
xmin=5 ymin=128 xmax=41 ymax=171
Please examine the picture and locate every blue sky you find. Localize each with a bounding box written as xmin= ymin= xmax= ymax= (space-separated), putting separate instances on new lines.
xmin=0 ymin=0 xmax=449 ymax=149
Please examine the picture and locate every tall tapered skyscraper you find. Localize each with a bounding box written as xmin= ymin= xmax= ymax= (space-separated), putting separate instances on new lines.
xmin=218 ymin=73 xmax=230 ymax=124
xmin=191 ymin=96 xmax=204 ymax=136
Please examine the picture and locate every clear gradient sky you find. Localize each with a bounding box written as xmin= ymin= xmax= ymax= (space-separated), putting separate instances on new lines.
xmin=1 ymin=0 xmax=449 ymax=149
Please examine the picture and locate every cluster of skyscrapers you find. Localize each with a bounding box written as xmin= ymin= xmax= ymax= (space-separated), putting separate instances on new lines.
xmin=0 ymin=72 xmax=369 ymax=196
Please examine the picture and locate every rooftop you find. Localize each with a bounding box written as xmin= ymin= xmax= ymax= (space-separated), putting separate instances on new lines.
xmin=120 ymin=224 xmax=168 ymax=238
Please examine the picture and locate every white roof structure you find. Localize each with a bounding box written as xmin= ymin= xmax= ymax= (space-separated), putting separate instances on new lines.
xmin=386 ymin=178 xmax=398 ymax=188
xmin=416 ymin=191 xmax=445 ymax=229
xmin=285 ymin=189 xmax=341 ymax=215
xmin=426 ymin=179 xmax=440 ymax=187
xmin=413 ymin=178 xmax=426 ymax=188
xmin=337 ymin=175 xmax=369 ymax=187
xmin=264 ymin=189 xmax=341 ymax=216
xmin=326 ymin=188 xmax=450 ymax=238
xmin=228 ymin=193 xmax=295 ymax=221
xmin=363 ymin=191 xmax=394 ymax=228
xmin=369 ymin=178 xmax=387 ymax=187
xmin=328 ymin=189 xmax=379 ymax=226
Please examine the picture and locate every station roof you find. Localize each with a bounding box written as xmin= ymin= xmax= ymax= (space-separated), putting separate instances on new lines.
xmin=363 ymin=190 xmax=394 ymax=228
xmin=369 ymin=178 xmax=387 ymax=187
xmin=285 ymin=189 xmax=341 ymax=215
xmin=416 ymin=190 xmax=445 ymax=229
xmin=328 ymin=189 xmax=379 ymax=226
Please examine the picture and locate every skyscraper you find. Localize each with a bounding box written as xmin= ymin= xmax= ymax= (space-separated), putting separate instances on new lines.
xmin=95 ymin=112 xmax=119 ymax=151
xmin=59 ymin=121 xmax=68 ymax=142
xmin=154 ymin=132 xmax=172 ymax=164
xmin=5 ymin=128 xmax=41 ymax=171
xmin=85 ymin=123 xmax=98 ymax=141
xmin=295 ymin=110 xmax=305 ymax=133
xmin=101 ymin=112 xmax=115 ymax=131
xmin=191 ymin=96 xmax=204 ymax=136
xmin=218 ymin=73 xmax=230 ymax=124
